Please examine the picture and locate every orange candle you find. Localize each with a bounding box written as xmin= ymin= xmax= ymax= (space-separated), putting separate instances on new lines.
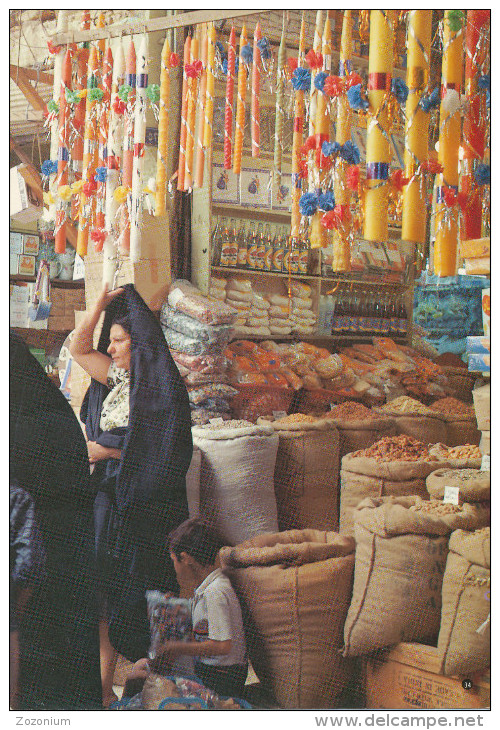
xmin=291 ymin=15 xmax=306 ymax=238
xmin=177 ymin=35 xmax=191 ymax=192
xmin=233 ymin=25 xmax=248 ymax=176
xmin=155 ymin=36 xmax=170 ymax=216
xmin=119 ymin=39 xmax=136 ymax=253
xmin=224 ymin=26 xmax=236 ymax=170
xmin=251 ymin=22 xmax=261 ymax=158
xmin=194 ymin=25 xmax=208 ymax=189
xmin=54 ymin=49 xmax=72 ymax=254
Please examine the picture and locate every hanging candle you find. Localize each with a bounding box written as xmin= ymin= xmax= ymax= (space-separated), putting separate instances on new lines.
xmin=434 ymin=10 xmax=464 ymax=276
xmin=194 ymin=25 xmax=208 ymax=189
xmin=95 ymin=11 xmax=106 ymax=68
xmin=184 ymin=35 xmax=199 ymax=191
xmin=460 ymin=10 xmax=489 ymax=240
xmin=364 ymin=10 xmax=395 ymax=243
xmin=119 ymin=38 xmax=136 ymax=254
xmin=291 ymin=14 xmax=306 ymax=238
xmin=224 ymin=26 xmax=236 ymax=170
xmin=130 ymin=35 xmax=148 ymax=263
xmin=202 ymin=23 xmax=216 ymax=177
xmin=308 ymin=10 xmax=323 ymax=139
xmin=273 ymin=27 xmax=286 ymax=191
xmin=94 ymin=45 xmax=113 ymax=250
xmin=177 ymin=35 xmax=191 ymax=192
xmin=71 ymin=10 xmax=91 ymax=222
xmin=309 ymin=14 xmax=332 ymax=250
xmin=54 ymin=49 xmax=72 ymax=254
xmin=233 ymin=25 xmax=248 ymax=176
xmin=76 ymin=45 xmax=99 ymax=257
xmin=333 ymin=9 xmax=354 ymax=271
xmin=251 ymin=22 xmax=261 ymax=158
xmin=155 ymin=35 xmax=171 ymax=216
xmin=49 ymin=10 xmax=69 ymax=220
xmin=401 ymin=10 xmax=432 ymax=246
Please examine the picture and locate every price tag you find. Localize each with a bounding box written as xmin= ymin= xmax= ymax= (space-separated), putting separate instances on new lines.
xmin=209 ymin=418 xmax=224 ymax=426
xmin=443 ymin=486 xmax=460 ymax=505
xmin=273 ymin=411 xmax=287 ymax=420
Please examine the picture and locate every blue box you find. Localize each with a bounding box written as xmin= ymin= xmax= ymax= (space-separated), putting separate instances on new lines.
xmin=466 ymin=336 xmax=490 ymax=355
xmin=468 ymin=353 xmax=490 ymax=373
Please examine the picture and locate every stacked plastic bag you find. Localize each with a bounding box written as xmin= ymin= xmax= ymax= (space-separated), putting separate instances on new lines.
xmin=289 ymin=281 xmax=317 ymax=336
xmin=225 ymin=277 xmax=271 ymax=338
xmin=161 ymin=280 xmax=239 ymax=425
xmin=208 ymin=276 xmax=227 ymax=302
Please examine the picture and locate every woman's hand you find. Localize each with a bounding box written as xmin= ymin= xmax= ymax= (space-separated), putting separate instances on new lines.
xmin=87 ymin=441 xmax=121 ymax=463
xmin=94 ymin=284 xmax=125 ymax=314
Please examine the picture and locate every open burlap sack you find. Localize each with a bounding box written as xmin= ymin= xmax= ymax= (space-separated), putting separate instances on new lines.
xmin=427 ymin=468 xmax=490 ymax=504
xmin=220 ymin=530 xmax=355 ymax=709
xmin=438 ymin=413 xmax=481 ymax=448
xmin=267 ymin=421 xmax=340 ymax=532
xmin=438 ymin=527 xmax=490 ymax=677
xmin=373 ymin=410 xmax=447 ymax=444
xmin=342 ymin=496 xmax=490 ymax=658
xmin=328 ymin=417 xmax=397 ymax=460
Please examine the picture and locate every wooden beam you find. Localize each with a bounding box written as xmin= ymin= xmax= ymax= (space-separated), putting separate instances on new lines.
xmin=10 ymin=66 xmax=48 ymax=112
xmin=10 ymin=135 xmax=33 ymax=167
xmin=10 ymin=64 xmax=54 ymax=86
xmin=52 ymin=9 xmax=271 ymax=45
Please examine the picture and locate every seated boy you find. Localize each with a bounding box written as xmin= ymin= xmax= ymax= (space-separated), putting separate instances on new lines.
xmin=149 ymin=518 xmax=248 ymax=699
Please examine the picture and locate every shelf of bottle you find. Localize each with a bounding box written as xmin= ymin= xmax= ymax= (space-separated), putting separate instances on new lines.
xmin=211 ymin=266 xmax=409 ymax=288
xmin=212 ymin=204 xmax=292 ymax=224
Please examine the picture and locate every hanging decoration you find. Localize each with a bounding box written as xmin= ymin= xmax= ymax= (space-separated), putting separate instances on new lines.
xmin=76 ymin=44 xmax=99 ymax=257
xmin=154 ymin=36 xmax=171 ymax=216
xmin=223 ymin=26 xmax=236 ymax=170
xmin=177 ymin=34 xmax=191 ymax=191
xmin=273 ymin=24 xmax=286 ymax=192
xmin=71 ymin=10 xmax=91 ymax=222
xmin=130 ymin=35 xmax=148 ymax=263
xmin=251 ymin=22 xmax=262 ymax=157
xmin=202 ymin=24 xmax=216 ymax=183
xmin=233 ymin=25 xmax=248 ymax=176
xmin=194 ymin=24 xmax=208 ymax=189
xmin=119 ymin=38 xmax=136 ymax=253
xmin=54 ymin=49 xmax=72 ymax=254
xmin=184 ymin=34 xmax=200 ymax=191
xmin=290 ymin=14 xmax=307 ymax=239
xmin=93 ymin=45 xmax=113 ymax=251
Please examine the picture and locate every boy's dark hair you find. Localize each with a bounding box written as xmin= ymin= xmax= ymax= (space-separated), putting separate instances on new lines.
xmin=168 ymin=518 xmax=225 ymax=566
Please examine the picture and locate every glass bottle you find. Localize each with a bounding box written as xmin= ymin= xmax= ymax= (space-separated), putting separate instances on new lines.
xmin=331 ymin=289 xmax=344 ymax=336
xmin=228 ymin=218 xmax=238 ymax=267
xmin=246 ymin=222 xmax=258 ymax=270
xmin=255 ymin=222 xmax=265 ymax=271
xmin=236 ymin=220 xmax=248 ymax=268
xmin=271 ymin=226 xmax=285 ymax=272
xmin=398 ymin=295 xmax=408 ymax=338
xmin=218 ymin=217 xmax=231 ymax=267
xmin=263 ymin=223 xmax=274 ymax=272
xmin=298 ymin=235 xmax=309 ymax=275
xmin=211 ymin=216 xmax=222 ymax=266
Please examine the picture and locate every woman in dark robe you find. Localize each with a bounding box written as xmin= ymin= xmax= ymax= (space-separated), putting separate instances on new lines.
xmin=71 ymin=283 xmax=193 ymax=706
xmin=9 ymin=332 xmax=102 ymax=710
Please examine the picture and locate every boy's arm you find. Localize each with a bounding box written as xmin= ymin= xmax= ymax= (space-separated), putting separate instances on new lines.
xmin=158 ymin=638 xmax=232 ymax=661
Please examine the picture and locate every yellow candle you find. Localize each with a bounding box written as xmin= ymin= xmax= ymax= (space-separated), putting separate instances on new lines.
xmin=402 ymin=10 xmax=432 ymax=244
xmin=76 ymin=45 xmax=99 ymax=257
xmin=364 ymin=10 xmax=395 ymax=243
xmin=434 ymin=10 xmax=464 ymax=276
xmin=291 ymin=15 xmax=306 ymax=238
xmin=185 ymin=35 xmax=199 ymax=190
xmin=203 ymin=24 xmax=216 ymax=157
xmin=177 ymin=35 xmax=191 ymax=192
xmin=194 ymin=24 xmax=208 ymax=189
xmin=155 ymin=36 xmax=171 ymax=216
xmin=233 ymin=25 xmax=248 ymax=176
xmin=273 ymin=29 xmax=286 ymax=190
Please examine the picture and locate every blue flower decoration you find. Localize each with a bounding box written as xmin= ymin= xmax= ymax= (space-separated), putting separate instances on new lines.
xmin=420 ymin=86 xmax=440 ymax=113
xmin=94 ymin=166 xmax=107 ymax=183
xmin=292 ymin=67 xmax=311 ymax=91
xmin=318 ymin=190 xmax=336 ymax=211
xmin=299 ymin=192 xmax=318 ymax=216
xmin=41 ymin=159 xmax=58 ymax=177
xmin=322 ymin=141 xmax=341 ymax=158
xmin=222 ymin=56 xmax=239 ymax=75
xmin=478 ymin=74 xmax=490 ymax=91
xmin=340 ymin=140 xmax=361 ymax=165
xmin=257 ymin=37 xmax=271 ymax=60
xmin=392 ymin=77 xmax=409 ymax=105
xmin=314 ymin=71 xmax=328 ymax=92
xmin=241 ymin=44 xmax=253 ymax=65
xmin=215 ymin=41 xmax=225 ymax=55
xmin=347 ymin=84 xmax=369 ymax=111
xmin=474 ymin=164 xmax=490 ymax=186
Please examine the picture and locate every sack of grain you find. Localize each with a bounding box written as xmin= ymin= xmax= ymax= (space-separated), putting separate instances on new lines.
xmin=220 ymin=530 xmax=356 ymax=709
xmin=262 ymin=416 xmax=340 ymax=532
xmin=437 ymin=527 xmax=490 ymax=677
xmin=342 ymin=496 xmax=491 ymax=657
xmin=375 ymin=396 xmax=447 ymax=443
xmin=192 ymin=421 xmax=279 ymax=544
xmin=426 ymin=468 xmax=490 ymax=504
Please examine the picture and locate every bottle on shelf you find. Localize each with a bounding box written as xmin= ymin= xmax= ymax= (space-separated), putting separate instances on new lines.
xmin=331 ymin=289 xmax=344 ymax=336
xmin=298 ymin=235 xmax=309 ymax=275
xmin=263 ymin=223 xmax=274 ymax=272
xmin=317 ymin=294 xmax=327 ymax=335
xmin=255 ymin=222 xmax=265 ymax=271
xmin=218 ymin=217 xmax=231 ymax=267
xmin=246 ymin=222 xmax=258 ymax=270
xmin=388 ymin=293 xmax=398 ymax=336
xmin=236 ymin=219 xmax=248 ymax=269
xmin=211 ymin=216 xmax=222 ymax=266
xmin=398 ymin=295 xmax=409 ymax=338
xmin=290 ymin=237 xmax=300 ymax=275
xmin=282 ymin=234 xmax=293 ymax=274
xmin=271 ymin=226 xmax=285 ymax=273
xmin=228 ymin=218 xmax=238 ymax=267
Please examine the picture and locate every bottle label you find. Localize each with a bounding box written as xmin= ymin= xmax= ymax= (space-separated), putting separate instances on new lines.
xmin=247 ymin=244 xmax=258 ymax=268
xmin=282 ymin=250 xmax=291 ymax=272
xmin=237 ymin=246 xmax=247 ymax=267
xmin=255 ymin=245 xmax=265 ymax=270
xmin=272 ymin=247 xmax=284 ymax=271
xmin=263 ymin=245 xmax=273 ymax=271
xmin=298 ymin=250 xmax=309 ymax=274
xmin=220 ymin=246 xmax=230 ymax=266
xmin=290 ymin=249 xmax=299 ymax=274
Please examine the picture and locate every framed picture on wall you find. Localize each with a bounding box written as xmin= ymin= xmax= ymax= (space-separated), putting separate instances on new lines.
xmin=272 ymin=173 xmax=292 ymax=211
xmin=239 ymin=167 xmax=271 ymax=208
xmin=212 ymin=163 xmax=239 ymax=204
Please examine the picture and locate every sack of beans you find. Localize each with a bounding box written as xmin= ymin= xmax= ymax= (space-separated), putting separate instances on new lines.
xmin=339 ymin=435 xmax=447 ymax=536
xmin=342 ymin=496 xmax=490 ymax=657
xmin=258 ymin=414 xmax=340 ymax=532
xmin=220 ymin=529 xmax=355 ymax=709
xmin=426 ymin=468 xmax=490 ymax=504
xmin=437 ymin=527 xmax=490 ymax=676
xmin=375 ymin=396 xmax=447 ymax=444
xmin=192 ymin=420 xmax=279 ymax=545
xmin=322 ymin=402 xmax=397 ymax=458
xmin=429 ymin=398 xmax=481 ymax=448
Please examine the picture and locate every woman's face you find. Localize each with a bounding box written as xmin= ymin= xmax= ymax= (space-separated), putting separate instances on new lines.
xmin=107 ymin=324 xmax=132 ymax=370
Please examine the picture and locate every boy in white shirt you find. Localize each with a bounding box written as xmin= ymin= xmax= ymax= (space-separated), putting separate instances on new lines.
xmin=155 ymin=518 xmax=248 ymax=698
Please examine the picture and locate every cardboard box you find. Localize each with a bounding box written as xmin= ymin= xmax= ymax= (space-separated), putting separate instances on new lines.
xmin=23 ymin=234 xmax=40 ymax=255
xmin=464 ymin=256 xmax=490 ymax=276
xmin=10 ymin=165 xmax=43 ymax=223
xmin=466 ymin=336 xmax=490 ymax=354
xmin=364 ymin=643 xmax=490 ymax=710
xmin=473 ymin=383 xmax=490 ymax=430
xmin=48 ymin=313 xmax=77 ymax=331
xmin=10 ymin=254 xmax=19 ymax=275
xmin=479 ymin=430 xmax=490 ymax=456
xmin=10 ymin=231 xmax=24 ymax=254
xmin=459 ymin=237 xmax=490 ymax=259
xmin=18 ymin=254 xmax=36 ymax=276
xmin=10 ymin=302 xmax=28 ymax=328
xmin=468 ymin=353 xmax=490 ymax=373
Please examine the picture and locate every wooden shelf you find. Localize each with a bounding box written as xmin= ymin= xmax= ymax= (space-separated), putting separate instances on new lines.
xmin=212 ymin=204 xmax=291 ymax=224
xmin=212 ymin=265 xmax=410 ymax=288
xmin=11 ymin=327 xmax=71 ymax=354
xmin=10 ymin=275 xmax=84 ymax=289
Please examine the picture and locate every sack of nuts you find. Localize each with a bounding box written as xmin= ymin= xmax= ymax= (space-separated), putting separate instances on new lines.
xmin=430 ymin=397 xmax=481 ymax=448
xmin=375 ymin=396 xmax=447 ymax=444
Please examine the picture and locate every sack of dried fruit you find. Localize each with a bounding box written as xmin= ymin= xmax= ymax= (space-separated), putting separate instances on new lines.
xmin=437 ymin=527 xmax=490 ymax=677
xmin=426 ymin=468 xmax=490 ymax=504
xmin=192 ymin=420 xmax=279 ymax=544
xmin=428 ymin=442 xmax=482 ymax=469
xmin=342 ymin=496 xmax=490 ymax=657
xmin=430 ymin=397 xmax=481 ymax=448
xmin=322 ymin=402 xmax=397 ymax=458
xmin=375 ymin=396 xmax=447 ymax=444
xmin=220 ymin=529 xmax=356 ymax=709
xmin=259 ymin=414 xmax=340 ymax=532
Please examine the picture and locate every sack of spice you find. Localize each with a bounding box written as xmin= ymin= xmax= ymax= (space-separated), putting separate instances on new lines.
xmin=342 ymin=496 xmax=490 ymax=657
xmin=437 ymin=527 xmax=490 ymax=677
xmin=322 ymin=401 xmax=397 ymax=459
xmin=429 ymin=397 xmax=480 ymax=448
xmin=374 ymin=395 xmax=447 ymax=444
xmin=426 ymin=468 xmax=490 ymax=504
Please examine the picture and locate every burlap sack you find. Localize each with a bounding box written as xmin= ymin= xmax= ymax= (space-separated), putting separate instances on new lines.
xmin=437 ymin=528 xmax=490 ymax=677
xmin=270 ymin=423 xmax=340 ymax=532
xmin=339 ymin=454 xmax=448 ymax=536
xmin=329 ymin=417 xmax=397 ymax=459
xmin=439 ymin=414 xmax=481 ymax=448
xmin=220 ymin=530 xmax=355 ymax=709
xmin=192 ymin=423 xmax=279 ymax=544
xmin=342 ymin=496 xmax=491 ymax=657
xmin=374 ymin=410 xmax=447 ymax=443
xmin=426 ymin=468 xmax=490 ymax=503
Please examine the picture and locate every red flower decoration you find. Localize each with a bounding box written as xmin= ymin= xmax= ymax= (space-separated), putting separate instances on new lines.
xmin=287 ymin=57 xmax=298 ymax=75
xmin=112 ymin=97 xmax=126 ymax=115
xmin=318 ymin=153 xmax=333 ymax=172
xmin=321 ymin=210 xmax=336 ymax=230
xmin=456 ymin=191 xmax=469 ymax=212
xmin=83 ymin=180 xmax=97 ymax=197
xmin=346 ymin=165 xmax=360 ymax=190
xmin=47 ymin=40 xmax=60 ymax=55
xmin=298 ymin=160 xmax=308 ymax=179
xmin=443 ymin=187 xmax=457 ymax=206
xmin=475 ymin=9 xmax=490 ymax=26
xmin=323 ymin=75 xmax=344 ymax=97
xmin=304 ymin=135 xmax=316 ymax=152
xmin=185 ymin=60 xmax=203 ymax=78
xmin=421 ymin=159 xmax=443 ymax=175
xmin=306 ymin=49 xmax=323 ymax=69
xmin=91 ymin=229 xmax=106 ymax=244
xmin=345 ymin=72 xmax=363 ymax=89
xmin=170 ymin=52 xmax=180 ymax=68
xmin=391 ymin=169 xmax=409 ymax=191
